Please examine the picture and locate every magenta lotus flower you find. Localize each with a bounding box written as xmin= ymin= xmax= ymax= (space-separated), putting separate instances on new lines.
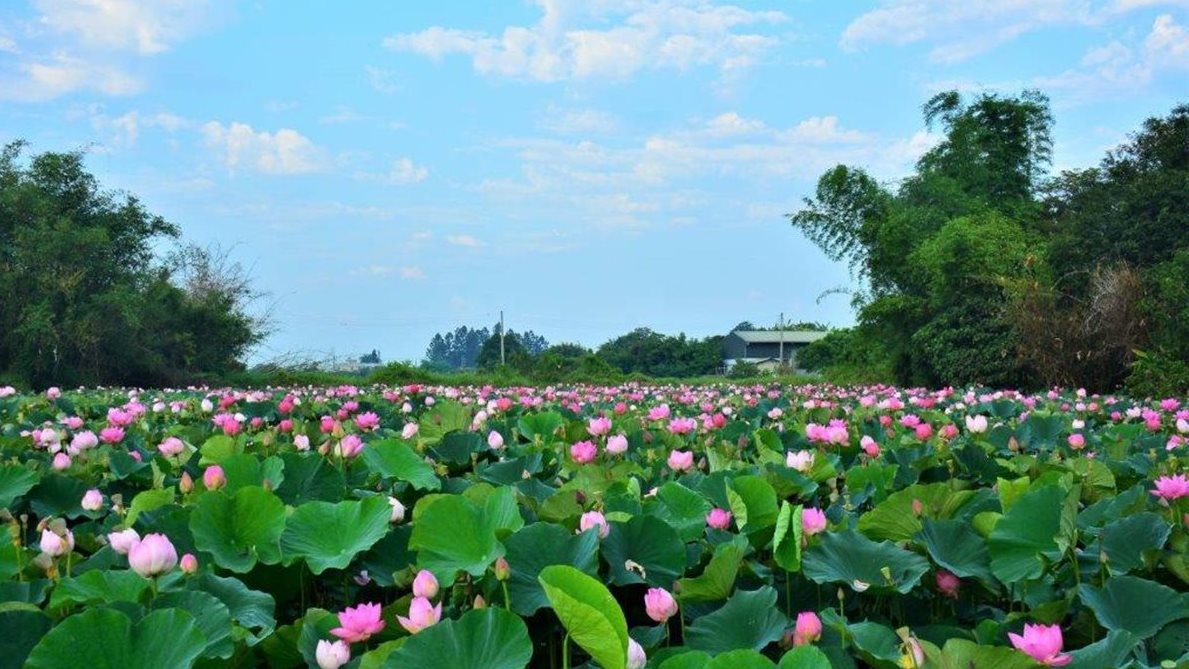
xmin=802 ymin=507 xmax=827 ymax=536
xmin=667 ymin=449 xmax=694 ymax=472
xmin=316 ymin=639 xmax=351 ymax=669
xmin=606 ymin=434 xmax=629 ymax=454
xmin=108 ymin=528 xmax=140 ymax=554
xmin=793 ymin=611 xmax=822 ymax=646
xmin=571 ymin=440 xmax=597 ymax=464
xmin=128 ymin=533 xmax=178 ymax=577
xmin=99 ymin=426 xmax=125 ymax=444
xmin=203 ymin=465 xmax=226 ymax=490
xmin=1152 ymin=474 xmax=1189 ymax=501
xmin=412 ymin=569 xmax=439 ymax=598
xmin=81 ymin=489 xmax=104 ymax=511
xmin=179 ymin=553 xmax=198 ymax=574
xmin=706 ymin=507 xmax=732 ymax=530
xmin=587 ymin=416 xmax=612 ymax=436
xmin=39 ymin=528 xmax=73 ymax=557
xmin=487 ymin=430 xmax=505 ymax=449
xmin=861 ymin=435 xmax=881 ymax=457
xmin=330 ymin=602 xmax=386 ymax=643
xmin=397 ymin=596 xmax=442 ymax=634
xmin=644 ymin=587 xmax=678 ymax=623
xmin=936 ymin=570 xmax=960 ymax=598
xmin=627 ymin=638 xmax=647 ymax=669
xmin=1008 ymin=624 xmax=1071 ymax=666
xmin=354 ymin=411 xmax=380 ymax=431
xmin=158 ymin=436 xmax=185 ymax=456
xmin=579 ymin=511 xmax=610 ymax=538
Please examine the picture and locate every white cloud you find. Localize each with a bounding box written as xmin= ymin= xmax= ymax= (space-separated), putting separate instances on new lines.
xmin=0 ymin=53 xmax=141 ymax=101
xmin=34 ymin=0 xmax=224 ymax=54
xmin=446 ymin=234 xmax=482 ymax=248
xmin=399 ymin=266 xmax=426 ymax=280
xmin=840 ymin=0 xmax=1189 ymax=63
xmin=202 ymin=121 xmax=329 ymax=175
xmin=388 ymin=158 xmax=429 ymax=184
xmin=319 ymin=107 xmax=366 ymax=124
xmin=541 ymin=106 xmax=618 ymax=134
xmin=383 ymin=0 xmax=788 ymax=82
xmin=352 ymin=265 xmax=396 ymax=277
xmin=365 ymin=65 xmax=399 ymax=94
xmin=0 ymin=34 xmax=17 ymax=53
xmin=704 ymin=112 xmax=765 ymax=136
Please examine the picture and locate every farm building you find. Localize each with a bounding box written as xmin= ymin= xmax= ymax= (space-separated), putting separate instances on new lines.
xmin=722 ymin=329 xmax=828 ymax=373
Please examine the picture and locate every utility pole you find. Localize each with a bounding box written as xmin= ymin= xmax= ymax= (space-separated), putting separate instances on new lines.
xmin=779 ymin=312 xmax=785 ymax=370
xmin=499 ymin=310 xmax=506 ymax=366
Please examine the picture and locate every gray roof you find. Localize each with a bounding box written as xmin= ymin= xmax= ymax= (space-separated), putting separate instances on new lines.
xmin=731 ymin=330 xmax=828 ymax=344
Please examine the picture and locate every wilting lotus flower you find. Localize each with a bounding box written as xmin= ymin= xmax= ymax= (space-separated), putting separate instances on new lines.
xmin=81 ymin=489 xmax=104 ymax=511
xmin=108 ymin=528 xmax=140 ymax=554
xmin=965 ymin=415 xmax=988 ymax=434
xmin=180 ymin=553 xmax=199 ymax=574
xmin=412 ymin=570 xmax=439 ymax=598
xmin=330 ymin=602 xmax=386 ymax=643
xmin=792 ymin=611 xmax=822 ymax=646
xmin=203 ymin=465 xmax=226 ymax=490
xmin=315 ymin=639 xmax=351 ymax=669
xmin=39 ymin=528 xmax=73 ymax=557
xmin=627 ymin=638 xmax=647 ymax=669
xmin=1152 ymin=474 xmax=1189 ymax=501
xmin=706 ymin=507 xmax=732 ymax=530
xmin=786 ymin=450 xmax=814 ymax=473
xmin=571 ymin=440 xmax=597 ymax=464
xmin=158 ymin=437 xmax=185 ymax=456
xmin=802 ymin=507 xmax=827 ymax=536
xmin=1008 ymin=624 xmax=1071 ymax=666
xmin=588 ymin=416 xmax=612 ymax=436
xmin=606 ymin=434 xmax=629 ymax=454
xmin=388 ymin=497 xmax=406 ymax=523
xmin=397 ymin=596 xmax=442 ymax=634
xmin=936 ymin=570 xmax=960 ymax=598
xmin=644 ymin=587 xmax=678 ymax=623
xmin=128 ymin=533 xmax=178 ymax=577
xmin=667 ymin=449 xmax=694 ymax=472
xmin=401 ymin=422 xmax=419 ymax=439
xmin=579 ymin=511 xmax=610 ymax=538
xmin=487 ymin=430 xmax=505 ymax=449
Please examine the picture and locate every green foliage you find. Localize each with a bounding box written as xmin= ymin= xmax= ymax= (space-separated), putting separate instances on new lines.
xmin=596 ymin=328 xmax=724 ymax=377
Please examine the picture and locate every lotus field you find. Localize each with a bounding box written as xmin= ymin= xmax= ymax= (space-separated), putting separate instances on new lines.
xmin=2 ymin=383 xmax=1189 ymax=669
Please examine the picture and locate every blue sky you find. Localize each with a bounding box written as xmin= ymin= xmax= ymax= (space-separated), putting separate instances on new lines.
xmin=1 ymin=1 xmax=1186 ymax=364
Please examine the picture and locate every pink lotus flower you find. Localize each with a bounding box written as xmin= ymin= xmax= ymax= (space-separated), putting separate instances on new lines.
xmin=180 ymin=553 xmax=199 ymax=574
xmin=1067 ymin=433 xmax=1085 ymax=449
xmin=1008 ymin=624 xmax=1071 ymax=666
xmin=203 ymin=465 xmax=226 ymax=490
xmin=644 ymin=587 xmax=678 ymax=623
xmin=914 ymin=423 xmax=934 ymax=440
xmin=52 ymin=453 xmax=71 ymax=470
xmin=648 ymin=404 xmax=671 ymax=421
xmin=936 ymin=570 xmax=960 ymax=598
xmin=330 ymin=602 xmax=386 ymax=643
xmin=39 ymin=528 xmax=73 ymax=557
xmin=571 ymin=440 xmax=597 ymax=464
xmin=793 ymin=611 xmax=822 ymax=646
xmin=316 ymin=639 xmax=351 ymax=669
xmin=588 ymin=416 xmax=612 ymax=436
xmin=412 ymin=569 xmax=439 ymax=598
xmin=108 ymin=528 xmax=140 ymax=554
xmin=128 ymin=533 xmax=178 ymax=577
xmin=606 ymin=434 xmax=629 ymax=454
xmin=397 ymin=596 xmax=442 ymax=634
xmin=487 ymin=430 xmax=505 ymax=449
xmin=667 ymin=449 xmax=694 ymax=472
xmin=335 ymin=434 xmax=365 ymax=459
xmin=786 ymin=450 xmax=814 ymax=473
xmin=667 ymin=417 xmax=698 ymax=435
xmin=940 ymin=424 xmax=959 ymax=440
xmin=294 ymin=434 xmax=311 ymax=451
xmin=706 ymin=507 xmax=732 ymax=530
xmin=579 ymin=511 xmax=610 ymax=538
xmin=401 ymin=422 xmax=419 ymax=439
xmin=279 ymin=419 xmax=294 ymax=433
xmin=861 ymin=435 xmax=881 ymax=457
xmin=71 ymin=431 xmax=99 ymax=450
xmin=99 ymin=426 xmax=124 ymax=444
xmin=354 ymin=412 xmax=380 ymax=431
xmin=62 ymin=416 xmax=84 ymax=430
xmin=802 ymin=507 xmax=827 ymax=536
xmin=81 ymin=489 xmax=104 ymax=511
xmin=1152 ymin=474 xmax=1189 ymax=501
xmin=158 ymin=437 xmax=185 ymax=457
xmin=46 ymin=387 xmax=61 ymax=399
xmin=627 ymin=638 xmax=647 ymax=669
